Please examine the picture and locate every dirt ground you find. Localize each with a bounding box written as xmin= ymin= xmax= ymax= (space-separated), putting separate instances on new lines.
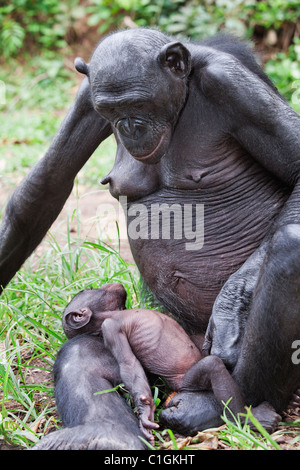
xmin=38 ymin=186 xmax=134 ymax=263
xmin=0 ymin=183 xmax=134 ymax=264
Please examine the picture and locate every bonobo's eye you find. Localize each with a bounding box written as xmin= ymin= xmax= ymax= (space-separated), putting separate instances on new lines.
xmin=115 ymin=117 xmax=148 ymax=140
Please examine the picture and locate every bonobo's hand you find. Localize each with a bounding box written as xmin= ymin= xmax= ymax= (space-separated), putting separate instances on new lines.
xmin=137 ymin=395 xmax=159 ymax=445
xmin=203 ymin=246 xmax=266 ymax=370
xmin=159 ymin=391 xmax=223 ymax=436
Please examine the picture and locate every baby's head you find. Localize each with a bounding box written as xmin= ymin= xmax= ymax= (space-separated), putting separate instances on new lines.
xmin=62 ymin=283 xmax=127 ymax=339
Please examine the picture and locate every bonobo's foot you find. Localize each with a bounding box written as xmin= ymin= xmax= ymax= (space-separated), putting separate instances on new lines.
xmin=249 ymin=402 xmax=281 ymax=434
xmin=159 ymin=391 xmax=223 ymax=436
xmin=32 ymin=423 xmax=146 ymax=450
xmin=287 ymin=388 xmax=300 ymax=409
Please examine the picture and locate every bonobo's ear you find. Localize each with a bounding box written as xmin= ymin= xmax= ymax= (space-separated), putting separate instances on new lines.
xmin=74 ymin=57 xmax=90 ymax=76
xmin=65 ymin=307 xmax=92 ymax=329
xmin=158 ymin=42 xmax=191 ymax=79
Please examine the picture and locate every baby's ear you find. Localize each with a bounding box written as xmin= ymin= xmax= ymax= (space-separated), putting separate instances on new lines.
xmin=64 ymin=307 xmax=92 ymax=329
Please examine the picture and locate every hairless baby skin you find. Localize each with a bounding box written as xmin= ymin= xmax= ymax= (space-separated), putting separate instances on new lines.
xmin=62 ymin=283 xmax=280 ymax=444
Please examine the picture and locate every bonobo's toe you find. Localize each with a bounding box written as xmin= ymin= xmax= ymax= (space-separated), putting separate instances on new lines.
xmin=159 ymin=391 xmax=223 ymax=436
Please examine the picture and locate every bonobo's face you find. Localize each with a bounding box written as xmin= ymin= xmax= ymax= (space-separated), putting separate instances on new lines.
xmin=75 ymin=29 xmax=191 ymax=164
xmin=62 ymin=283 xmax=127 ymax=338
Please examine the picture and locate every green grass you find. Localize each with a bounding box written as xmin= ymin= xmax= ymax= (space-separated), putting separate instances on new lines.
xmin=0 ymin=53 xmax=117 ymax=191
xmin=1 ymin=53 xmax=300 ymax=450
xmin=0 ymin=209 xmax=143 ymax=448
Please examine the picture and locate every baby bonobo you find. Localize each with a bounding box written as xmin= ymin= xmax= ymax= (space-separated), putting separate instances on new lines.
xmin=62 ymin=283 xmax=279 ymax=443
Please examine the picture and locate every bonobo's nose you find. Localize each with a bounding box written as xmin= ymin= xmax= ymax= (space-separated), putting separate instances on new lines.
xmin=116 ymin=118 xmax=148 ymax=140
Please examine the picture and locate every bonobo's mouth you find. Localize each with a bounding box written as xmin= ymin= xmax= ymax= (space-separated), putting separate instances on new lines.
xmin=131 ymin=135 xmax=165 ymax=164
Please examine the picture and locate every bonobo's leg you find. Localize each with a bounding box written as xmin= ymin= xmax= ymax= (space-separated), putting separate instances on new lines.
xmin=0 ymin=77 xmax=112 ymax=291
xmin=232 ymin=224 xmax=300 ymax=413
xmin=159 ymin=391 xmax=223 ymax=436
xmin=33 ymin=335 xmax=145 ymax=450
xmin=101 ymin=318 xmax=159 ymax=444
xmin=180 ymin=355 xmax=280 ymax=432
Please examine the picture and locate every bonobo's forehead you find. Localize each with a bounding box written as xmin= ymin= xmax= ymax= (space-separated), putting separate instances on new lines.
xmin=65 ymin=288 xmax=100 ymax=312
xmin=90 ymin=29 xmax=170 ymax=101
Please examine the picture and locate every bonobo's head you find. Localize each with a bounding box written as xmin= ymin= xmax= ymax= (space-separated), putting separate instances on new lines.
xmin=75 ymin=28 xmax=191 ymax=164
xmin=62 ymin=283 xmax=127 ymax=339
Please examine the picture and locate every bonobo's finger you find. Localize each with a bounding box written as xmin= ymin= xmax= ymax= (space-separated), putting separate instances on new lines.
xmin=140 ymin=395 xmax=151 ymax=404
xmin=140 ymin=416 xmax=159 ymax=430
xmin=202 ymin=318 xmax=213 ymax=356
xmin=202 ymin=335 xmax=212 ymax=356
xmin=139 ymin=423 xmax=156 ymax=445
xmin=288 ymin=391 xmax=300 ymax=409
xmin=293 ymin=388 xmax=300 ymax=400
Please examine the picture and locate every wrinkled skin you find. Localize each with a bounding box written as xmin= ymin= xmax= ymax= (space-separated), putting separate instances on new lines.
xmin=35 ymin=283 xmax=280 ymax=448
xmin=1 ymin=28 xmax=300 ymax=449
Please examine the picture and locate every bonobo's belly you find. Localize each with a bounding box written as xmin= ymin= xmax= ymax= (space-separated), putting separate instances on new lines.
xmin=125 ymin=183 xmax=289 ymax=333
xmin=104 ymin=142 xmax=290 ymax=332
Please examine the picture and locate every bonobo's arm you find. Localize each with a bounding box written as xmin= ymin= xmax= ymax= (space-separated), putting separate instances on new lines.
xmin=200 ymin=50 xmax=300 ymax=364
xmin=170 ymin=355 xmax=281 ymax=433
xmin=101 ymin=317 xmax=159 ymax=444
xmin=0 ymin=77 xmax=112 ymax=291
xmin=181 ymin=355 xmax=245 ymax=414
xmin=200 ymin=50 xmax=300 ymax=224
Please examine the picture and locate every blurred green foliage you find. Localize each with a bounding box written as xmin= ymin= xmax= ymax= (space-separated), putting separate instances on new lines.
xmin=0 ymin=0 xmax=86 ymax=57
xmin=0 ymin=0 xmax=300 ymax=110
xmin=265 ymin=38 xmax=300 ymax=113
xmin=86 ymin=0 xmax=300 ymax=40
xmin=1 ymin=0 xmax=300 ymax=56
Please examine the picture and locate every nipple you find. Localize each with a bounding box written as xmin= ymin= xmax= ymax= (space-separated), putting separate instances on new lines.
xmin=189 ymin=170 xmax=206 ymax=183
xmin=100 ymin=175 xmax=111 ymax=185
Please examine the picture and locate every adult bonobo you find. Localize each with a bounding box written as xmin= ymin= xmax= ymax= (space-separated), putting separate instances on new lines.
xmin=1 ymin=28 xmax=300 ymax=448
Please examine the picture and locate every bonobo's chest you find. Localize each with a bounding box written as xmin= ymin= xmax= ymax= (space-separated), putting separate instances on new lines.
xmin=105 ymin=140 xmax=289 ymax=332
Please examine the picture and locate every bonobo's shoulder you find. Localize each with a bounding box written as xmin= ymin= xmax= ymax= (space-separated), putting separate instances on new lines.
xmin=188 ymin=34 xmax=254 ymax=58
xmin=188 ymin=34 xmax=278 ymax=93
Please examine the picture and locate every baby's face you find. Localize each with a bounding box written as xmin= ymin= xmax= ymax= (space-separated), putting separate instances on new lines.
xmin=62 ymin=283 xmax=127 ymax=339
